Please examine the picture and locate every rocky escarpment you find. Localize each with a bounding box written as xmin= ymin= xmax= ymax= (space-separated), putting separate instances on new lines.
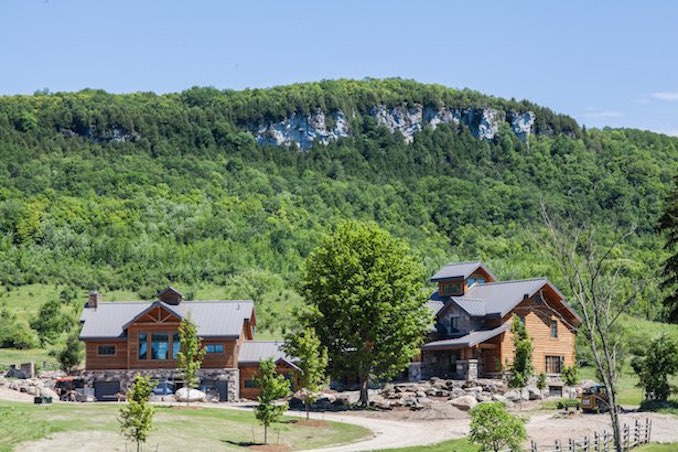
xmin=251 ymin=104 xmax=536 ymax=150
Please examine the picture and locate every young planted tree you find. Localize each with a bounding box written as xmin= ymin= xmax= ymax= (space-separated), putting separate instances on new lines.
xmin=119 ymin=375 xmax=155 ymax=452
xmin=544 ymin=209 xmax=643 ymax=451
xmin=300 ymin=221 xmax=430 ymax=405
xmin=255 ymin=358 xmax=291 ymax=444
xmin=469 ymin=402 xmax=527 ymax=452
xmin=632 ymin=333 xmax=678 ymax=402
xmin=176 ymin=316 xmax=206 ymax=406
xmin=508 ymin=315 xmax=533 ymax=388
xmin=282 ymin=327 xmax=328 ymax=419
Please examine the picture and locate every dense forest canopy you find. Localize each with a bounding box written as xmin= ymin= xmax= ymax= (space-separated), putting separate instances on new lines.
xmin=0 ymin=78 xmax=676 ymax=331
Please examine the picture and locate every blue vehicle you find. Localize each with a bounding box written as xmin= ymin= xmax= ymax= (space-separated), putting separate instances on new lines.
xmin=153 ymin=380 xmax=175 ymax=396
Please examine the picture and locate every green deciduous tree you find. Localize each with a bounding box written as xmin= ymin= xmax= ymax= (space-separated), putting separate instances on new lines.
xmin=30 ymin=298 xmax=70 ymax=346
xmin=469 ymin=402 xmax=527 ymax=452
xmin=299 ymin=221 xmax=431 ymax=405
xmin=632 ymin=333 xmax=678 ymax=401
xmin=177 ymin=317 xmax=206 ymax=406
xmin=118 ymin=375 xmax=155 ymax=452
xmin=255 ymin=358 xmax=290 ymax=444
xmin=508 ymin=315 xmax=533 ymax=388
xmin=659 ymin=174 xmax=678 ymax=322
xmin=282 ymin=327 xmax=328 ymax=419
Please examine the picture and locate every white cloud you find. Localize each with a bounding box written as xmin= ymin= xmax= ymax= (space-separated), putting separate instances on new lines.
xmin=650 ymin=91 xmax=678 ymax=102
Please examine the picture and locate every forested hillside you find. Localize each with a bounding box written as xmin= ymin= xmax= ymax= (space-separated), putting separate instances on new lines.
xmin=0 ymin=79 xmax=677 ymax=335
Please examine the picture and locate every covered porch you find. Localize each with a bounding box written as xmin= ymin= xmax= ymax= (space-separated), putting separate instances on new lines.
xmin=417 ymin=324 xmax=508 ymax=381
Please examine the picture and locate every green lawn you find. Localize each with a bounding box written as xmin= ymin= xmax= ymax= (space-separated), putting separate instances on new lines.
xmin=0 ymin=401 xmax=369 ymax=452
xmin=374 ymin=438 xmax=477 ymax=452
xmin=0 ymin=348 xmax=58 ymax=372
xmin=637 ymin=444 xmax=678 ymax=451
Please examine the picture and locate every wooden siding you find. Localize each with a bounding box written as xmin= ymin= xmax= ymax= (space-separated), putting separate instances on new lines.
xmin=239 ymin=362 xmax=299 ymax=400
xmin=84 ymin=340 xmax=127 ymax=370
xmin=499 ymin=292 xmax=576 ymax=374
xmin=85 ymin=303 xmax=241 ymax=370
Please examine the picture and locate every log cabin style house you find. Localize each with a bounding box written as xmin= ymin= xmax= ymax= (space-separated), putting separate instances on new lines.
xmin=413 ymin=262 xmax=582 ymax=381
xmin=78 ymin=287 xmax=299 ymax=401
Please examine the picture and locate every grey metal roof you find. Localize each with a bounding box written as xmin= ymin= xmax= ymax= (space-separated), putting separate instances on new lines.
xmin=464 ymin=278 xmax=550 ymax=317
xmin=430 ymin=261 xmax=496 ymax=282
xmin=421 ymin=323 xmax=510 ymax=351
xmin=451 ymin=298 xmax=486 ymax=316
xmin=425 ymin=299 xmax=444 ymax=317
xmin=238 ymin=341 xmax=298 ymax=369
xmin=79 ymin=300 xmax=254 ymax=339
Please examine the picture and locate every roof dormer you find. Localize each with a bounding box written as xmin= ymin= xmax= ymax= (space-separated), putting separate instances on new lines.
xmin=157 ymin=286 xmax=183 ymax=305
xmin=431 ymin=262 xmax=496 ymax=297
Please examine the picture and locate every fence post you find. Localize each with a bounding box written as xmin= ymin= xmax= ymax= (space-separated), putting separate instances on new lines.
xmin=624 ymin=424 xmax=630 ymax=450
xmin=634 ymin=419 xmax=640 ymax=447
xmin=555 ymin=439 xmax=561 ymax=452
xmin=569 ymin=438 xmax=574 ymax=452
xmin=648 ymin=418 xmax=652 ymax=443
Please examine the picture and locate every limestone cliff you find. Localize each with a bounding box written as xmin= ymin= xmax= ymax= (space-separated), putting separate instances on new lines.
xmin=251 ymin=104 xmax=536 ymax=150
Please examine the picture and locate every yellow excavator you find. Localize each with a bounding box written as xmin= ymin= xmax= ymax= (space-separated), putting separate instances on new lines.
xmin=580 ymin=384 xmax=611 ymax=413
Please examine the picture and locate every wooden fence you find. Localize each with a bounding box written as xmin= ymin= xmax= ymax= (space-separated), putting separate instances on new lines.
xmin=529 ymin=418 xmax=652 ymax=452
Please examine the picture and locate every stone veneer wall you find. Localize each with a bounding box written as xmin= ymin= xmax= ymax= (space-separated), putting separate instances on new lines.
xmin=79 ymin=368 xmax=240 ymax=401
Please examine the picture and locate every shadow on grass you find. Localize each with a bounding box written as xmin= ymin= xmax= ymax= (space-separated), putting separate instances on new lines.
xmin=639 ymin=399 xmax=678 ymax=414
xmin=222 ymin=439 xmax=263 ymax=447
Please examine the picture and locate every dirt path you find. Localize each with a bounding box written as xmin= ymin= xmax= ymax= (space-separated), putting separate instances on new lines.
xmin=0 ymin=386 xmax=36 ymax=402
xmin=526 ymin=411 xmax=678 ymax=445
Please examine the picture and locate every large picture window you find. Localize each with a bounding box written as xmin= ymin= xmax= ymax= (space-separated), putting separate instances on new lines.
xmin=151 ymin=333 xmax=169 ymax=360
xmin=138 ymin=333 xmax=147 ymax=360
xmin=172 ymin=332 xmax=181 ymax=360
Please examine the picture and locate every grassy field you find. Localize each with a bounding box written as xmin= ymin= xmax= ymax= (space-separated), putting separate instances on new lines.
xmin=0 ymin=348 xmax=58 ymax=372
xmin=0 ymin=400 xmax=369 ymax=452
xmin=375 ymin=438 xmax=476 ymax=451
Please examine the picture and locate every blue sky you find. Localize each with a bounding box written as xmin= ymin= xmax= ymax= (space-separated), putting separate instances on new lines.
xmin=1 ymin=0 xmax=677 ymax=135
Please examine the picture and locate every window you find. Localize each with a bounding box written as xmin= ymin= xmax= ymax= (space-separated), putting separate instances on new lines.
xmin=519 ymin=315 xmax=526 ymax=325
xmin=151 ymin=333 xmax=169 ymax=360
xmin=138 ymin=333 xmax=147 ymax=360
xmin=550 ymin=320 xmax=558 ymax=338
xmin=439 ymin=281 xmax=463 ymax=296
xmin=172 ymin=332 xmax=181 ymax=360
xmin=206 ymin=344 xmax=224 ymax=354
xmin=449 ymin=316 xmax=459 ymax=333
xmin=97 ymin=345 xmax=115 ymax=355
xmin=244 ymin=378 xmax=258 ymax=388
xmin=545 ymin=355 xmax=564 ymax=374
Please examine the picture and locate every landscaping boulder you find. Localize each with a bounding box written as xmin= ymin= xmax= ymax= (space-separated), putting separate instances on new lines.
xmin=40 ymin=387 xmax=59 ymax=399
xmin=448 ymin=395 xmax=478 ymax=411
xmin=476 ymin=392 xmax=492 ymax=402
xmin=504 ymin=389 xmax=522 ymax=402
xmin=370 ymin=398 xmax=392 ymax=410
xmin=175 ymin=387 xmax=206 ymax=403
xmin=527 ymin=386 xmax=542 ymax=400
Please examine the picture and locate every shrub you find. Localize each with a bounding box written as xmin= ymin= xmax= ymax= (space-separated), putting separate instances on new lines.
xmin=0 ymin=308 xmax=38 ymax=349
xmin=557 ymin=398 xmax=581 ymax=410
xmin=470 ymin=401 xmax=527 ymax=451
xmin=536 ymin=373 xmax=547 ymax=391
xmin=633 ymin=333 xmax=678 ymax=401
xmin=562 ymin=365 xmax=580 ymax=386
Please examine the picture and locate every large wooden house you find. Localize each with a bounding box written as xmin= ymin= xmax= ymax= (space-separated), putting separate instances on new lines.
xmin=414 ymin=262 xmax=581 ymax=381
xmin=78 ymin=287 xmax=299 ymax=401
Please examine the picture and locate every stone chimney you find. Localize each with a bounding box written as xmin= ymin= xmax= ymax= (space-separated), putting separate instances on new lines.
xmin=87 ymin=290 xmax=101 ymax=309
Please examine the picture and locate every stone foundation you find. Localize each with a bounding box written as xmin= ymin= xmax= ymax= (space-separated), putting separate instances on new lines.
xmin=79 ymin=368 xmax=240 ymax=401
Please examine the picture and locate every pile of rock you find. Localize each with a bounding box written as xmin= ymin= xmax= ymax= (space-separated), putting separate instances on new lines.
xmin=367 ymin=377 xmax=576 ymax=411
xmin=0 ymin=376 xmax=58 ymax=399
